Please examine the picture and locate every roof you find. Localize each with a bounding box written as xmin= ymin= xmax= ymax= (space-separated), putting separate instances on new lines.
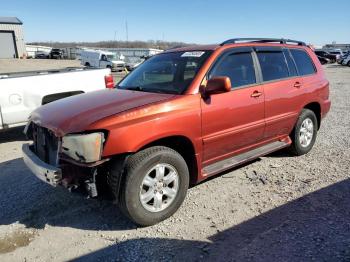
xmin=0 ymin=17 xmax=23 ymax=25
xmin=163 ymin=45 xmax=219 ymax=53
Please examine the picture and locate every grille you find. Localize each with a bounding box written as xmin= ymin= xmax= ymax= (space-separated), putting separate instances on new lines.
xmin=32 ymin=124 xmax=59 ymax=166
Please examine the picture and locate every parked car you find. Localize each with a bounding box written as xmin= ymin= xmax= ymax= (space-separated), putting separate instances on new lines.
xmin=314 ymin=50 xmax=336 ymax=63
xmin=22 ymin=38 xmax=331 ymax=226
xmin=35 ymin=51 xmax=50 ymax=59
xmin=81 ymin=49 xmax=125 ymax=72
xmin=341 ymin=53 xmax=350 ymax=66
xmin=327 ymin=49 xmax=346 ymax=63
xmin=339 ymin=51 xmax=350 ymax=65
xmin=0 ymin=68 xmax=113 ymax=130
xmin=317 ymin=55 xmax=330 ymax=65
xmin=125 ymin=56 xmax=149 ymax=71
xmin=49 ymin=48 xmax=64 ymax=59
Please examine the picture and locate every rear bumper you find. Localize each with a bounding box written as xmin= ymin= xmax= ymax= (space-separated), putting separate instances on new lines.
xmin=22 ymin=144 xmax=62 ymax=187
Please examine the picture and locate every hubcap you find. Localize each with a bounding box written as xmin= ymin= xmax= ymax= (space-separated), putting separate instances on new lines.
xmin=139 ymin=163 xmax=179 ymax=212
xmin=299 ymin=118 xmax=314 ymax=148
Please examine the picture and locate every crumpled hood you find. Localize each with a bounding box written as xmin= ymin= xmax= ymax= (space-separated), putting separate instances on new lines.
xmin=30 ymin=89 xmax=175 ymax=136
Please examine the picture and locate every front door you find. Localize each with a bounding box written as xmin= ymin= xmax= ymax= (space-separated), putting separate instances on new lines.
xmin=201 ymin=48 xmax=265 ymax=164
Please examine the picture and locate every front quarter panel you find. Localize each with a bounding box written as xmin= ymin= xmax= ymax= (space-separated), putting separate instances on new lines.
xmin=88 ymin=94 xmax=202 ymax=157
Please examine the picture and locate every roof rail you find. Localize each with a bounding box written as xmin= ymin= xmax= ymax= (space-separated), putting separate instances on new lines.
xmin=220 ymin=38 xmax=306 ymax=46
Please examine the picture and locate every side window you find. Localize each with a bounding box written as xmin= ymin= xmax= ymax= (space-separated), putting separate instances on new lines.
xmin=290 ymin=49 xmax=316 ymax=76
xmin=283 ymin=49 xmax=297 ymax=77
xmin=256 ymin=51 xmax=289 ymax=81
xmin=209 ymin=52 xmax=256 ymax=88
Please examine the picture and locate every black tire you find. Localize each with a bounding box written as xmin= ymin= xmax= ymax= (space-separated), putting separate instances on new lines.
xmin=347 ymin=61 xmax=350 ymax=67
xmin=111 ymin=146 xmax=189 ymax=226
xmin=85 ymin=62 xmax=90 ymax=67
xmin=289 ymin=109 xmax=318 ymax=156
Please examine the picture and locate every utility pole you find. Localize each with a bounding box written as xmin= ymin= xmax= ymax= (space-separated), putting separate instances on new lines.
xmin=114 ymin=30 xmax=117 ymax=42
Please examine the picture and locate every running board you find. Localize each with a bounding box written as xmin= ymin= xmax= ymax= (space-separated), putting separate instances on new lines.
xmin=202 ymin=141 xmax=289 ymax=176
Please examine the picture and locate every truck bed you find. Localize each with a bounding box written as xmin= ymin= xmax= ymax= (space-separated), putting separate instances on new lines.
xmin=0 ymin=67 xmax=112 ymax=130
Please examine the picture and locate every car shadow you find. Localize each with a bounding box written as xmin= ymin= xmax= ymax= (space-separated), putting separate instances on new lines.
xmin=0 ymin=126 xmax=27 ymax=144
xmin=266 ymin=148 xmax=295 ymax=158
xmin=0 ymin=158 xmax=136 ymax=231
xmin=72 ymin=178 xmax=350 ymax=262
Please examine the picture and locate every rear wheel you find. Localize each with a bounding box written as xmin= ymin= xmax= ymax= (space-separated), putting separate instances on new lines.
xmin=112 ymin=146 xmax=189 ymax=226
xmin=347 ymin=61 xmax=350 ymax=67
xmin=289 ymin=109 xmax=318 ymax=156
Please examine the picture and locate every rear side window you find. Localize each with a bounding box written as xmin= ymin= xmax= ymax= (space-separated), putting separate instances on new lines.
xmin=290 ymin=49 xmax=316 ymax=76
xmin=209 ymin=52 xmax=256 ymax=88
xmin=256 ymin=51 xmax=289 ymax=81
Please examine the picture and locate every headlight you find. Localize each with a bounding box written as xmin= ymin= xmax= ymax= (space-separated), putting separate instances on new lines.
xmin=61 ymin=132 xmax=104 ymax=163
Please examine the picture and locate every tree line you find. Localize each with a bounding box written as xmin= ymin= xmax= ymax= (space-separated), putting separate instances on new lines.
xmin=28 ymin=40 xmax=195 ymax=50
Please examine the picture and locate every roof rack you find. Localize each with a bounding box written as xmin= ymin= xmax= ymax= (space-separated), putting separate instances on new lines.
xmin=220 ymin=38 xmax=306 ymax=46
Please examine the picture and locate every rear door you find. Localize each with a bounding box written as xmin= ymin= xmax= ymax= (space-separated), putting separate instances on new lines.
xmin=201 ymin=48 xmax=265 ymax=164
xmin=257 ymin=47 xmax=314 ymax=139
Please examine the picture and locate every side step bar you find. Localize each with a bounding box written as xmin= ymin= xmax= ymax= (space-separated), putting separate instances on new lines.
xmin=202 ymin=140 xmax=290 ymax=177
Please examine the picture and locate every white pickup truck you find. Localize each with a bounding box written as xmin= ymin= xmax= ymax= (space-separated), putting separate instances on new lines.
xmin=0 ymin=67 xmax=114 ymax=130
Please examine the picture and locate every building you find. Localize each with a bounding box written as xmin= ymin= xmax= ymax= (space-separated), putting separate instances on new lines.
xmin=322 ymin=43 xmax=350 ymax=52
xmin=0 ymin=17 xmax=26 ymax=58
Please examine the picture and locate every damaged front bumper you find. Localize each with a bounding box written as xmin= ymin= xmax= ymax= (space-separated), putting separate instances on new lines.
xmin=22 ymin=143 xmax=62 ymax=187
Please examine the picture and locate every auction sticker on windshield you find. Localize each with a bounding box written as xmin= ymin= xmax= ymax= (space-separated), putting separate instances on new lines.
xmin=181 ymin=51 xmax=205 ymax=57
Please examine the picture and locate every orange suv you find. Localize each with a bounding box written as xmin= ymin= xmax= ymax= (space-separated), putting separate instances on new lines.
xmin=23 ymin=38 xmax=331 ymax=226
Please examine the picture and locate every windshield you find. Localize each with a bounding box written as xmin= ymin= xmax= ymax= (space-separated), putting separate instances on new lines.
xmin=118 ymin=51 xmax=212 ymax=94
xmin=330 ymin=51 xmax=340 ymax=54
xmin=107 ymin=54 xmax=117 ymax=60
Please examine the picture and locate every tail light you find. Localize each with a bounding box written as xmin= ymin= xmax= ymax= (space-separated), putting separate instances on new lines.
xmin=104 ymin=74 xmax=114 ymax=89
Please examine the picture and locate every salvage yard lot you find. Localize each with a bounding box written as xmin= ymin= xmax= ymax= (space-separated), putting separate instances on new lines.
xmin=0 ymin=64 xmax=350 ymax=261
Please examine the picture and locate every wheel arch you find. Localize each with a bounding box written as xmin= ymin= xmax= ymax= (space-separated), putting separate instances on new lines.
xmin=302 ymin=102 xmax=321 ymax=130
xmin=138 ymin=135 xmax=199 ymax=185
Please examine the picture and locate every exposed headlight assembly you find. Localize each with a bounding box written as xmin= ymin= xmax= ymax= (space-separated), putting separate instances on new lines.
xmin=62 ymin=132 xmax=104 ymax=163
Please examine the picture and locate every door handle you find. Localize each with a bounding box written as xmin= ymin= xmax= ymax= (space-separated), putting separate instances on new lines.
xmin=294 ymin=82 xmax=302 ymax=88
xmin=251 ymin=91 xmax=263 ymax=98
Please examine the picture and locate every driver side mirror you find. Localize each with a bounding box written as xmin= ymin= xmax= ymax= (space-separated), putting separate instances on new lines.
xmin=203 ymin=76 xmax=231 ymax=96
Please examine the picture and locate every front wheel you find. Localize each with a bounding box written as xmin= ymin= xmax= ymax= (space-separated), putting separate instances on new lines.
xmin=289 ymin=109 xmax=318 ymax=156
xmin=114 ymin=146 xmax=189 ymax=226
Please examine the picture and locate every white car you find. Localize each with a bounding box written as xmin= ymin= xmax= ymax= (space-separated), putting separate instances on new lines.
xmin=0 ymin=68 xmax=113 ymax=130
xmin=328 ymin=49 xmax=346 ymax=64
xmin=341 ymin=54 xmax=350 ymax=66
xmin=80 ymin=50 xmax=125 ymax=72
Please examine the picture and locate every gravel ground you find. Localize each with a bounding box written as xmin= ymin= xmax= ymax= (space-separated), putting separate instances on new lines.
xmin=0 ymin=64 xmax=349 ymax=262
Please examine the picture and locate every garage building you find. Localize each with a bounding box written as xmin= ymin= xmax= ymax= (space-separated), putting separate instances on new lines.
xmin=0 ymin=17 xmax=26 ymax=58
